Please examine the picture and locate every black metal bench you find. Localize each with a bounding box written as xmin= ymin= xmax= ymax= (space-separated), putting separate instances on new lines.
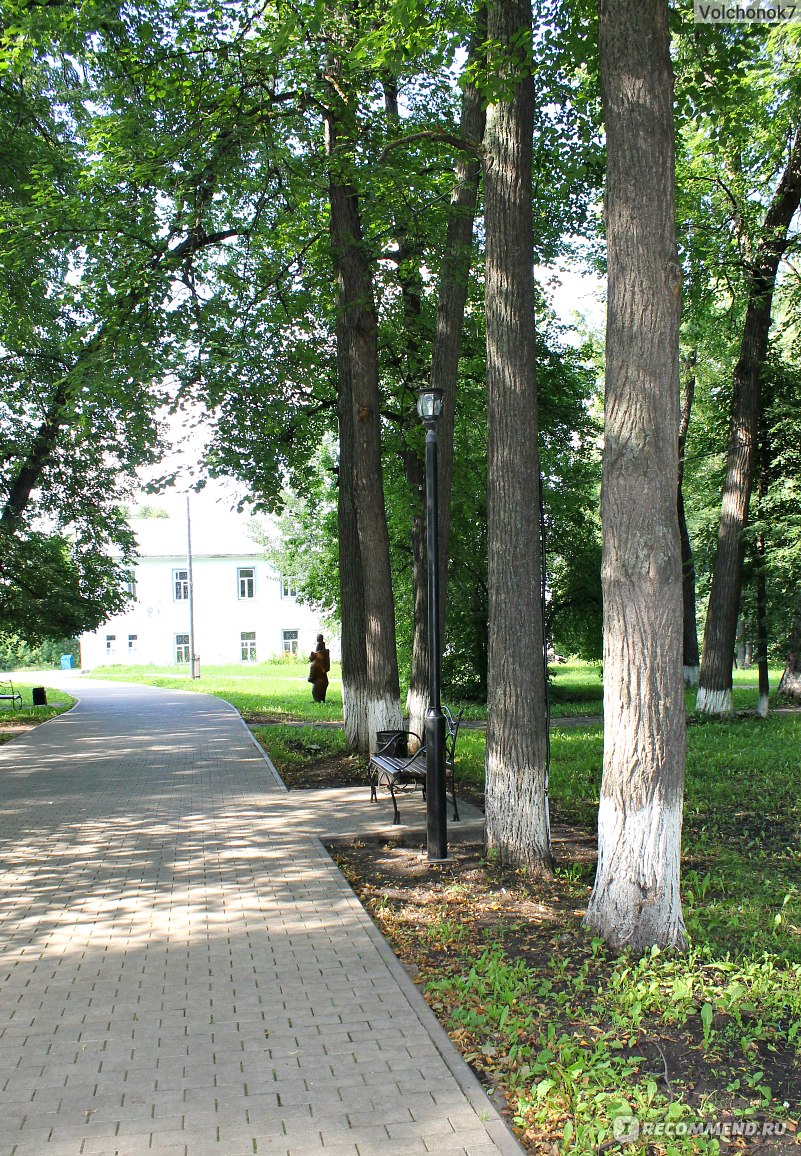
xmin=0 ymin=680 xmax=22 ymax=710
xmin=369 ymin=706 xmax=462 ymax=825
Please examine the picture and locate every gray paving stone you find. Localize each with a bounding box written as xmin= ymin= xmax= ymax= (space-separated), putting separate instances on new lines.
xmin=0 ymin=677 xmax=522 ymax=1156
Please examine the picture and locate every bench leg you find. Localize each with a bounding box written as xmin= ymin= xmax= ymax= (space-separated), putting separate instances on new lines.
xmin=388 ymin=783 xmax=401 ymax=825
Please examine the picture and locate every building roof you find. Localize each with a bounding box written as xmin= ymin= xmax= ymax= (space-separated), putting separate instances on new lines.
xmin=131 ymin=510 xmax=266 ymax=560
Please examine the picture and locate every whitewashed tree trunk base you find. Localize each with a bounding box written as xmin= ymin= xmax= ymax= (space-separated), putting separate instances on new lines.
xmin=368 ymin=694 xmax=403 ymax=754
xmin=405 ymin=685 xmax=427 ymax=753
xmin=756 ymin=692 xmax=769 ymax=719
xmin=683 ymin=664 xmax=700 ymax=688
xmin=584 ymin=796 xmax=686 ymax=954
xmin=695 ymin=686 xmax=733 ymax=715
xmin=778 ymin=670 xmax=801 ymax=701
xmin=485 ymin=749 xmax=552 ymax=871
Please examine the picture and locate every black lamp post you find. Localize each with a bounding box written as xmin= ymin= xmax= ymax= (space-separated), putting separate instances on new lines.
xmin=417 ymin=385 xmax=448 ymax=861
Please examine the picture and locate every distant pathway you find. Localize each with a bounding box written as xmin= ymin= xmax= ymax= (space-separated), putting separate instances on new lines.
xmin=0 ymin=679 xmax=521 ymax=1156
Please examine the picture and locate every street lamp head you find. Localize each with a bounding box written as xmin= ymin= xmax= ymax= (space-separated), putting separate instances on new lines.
xmin=417 ymin=386 xmax=444 ymax=426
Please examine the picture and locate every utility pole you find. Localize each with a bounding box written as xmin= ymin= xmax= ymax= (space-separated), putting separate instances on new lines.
xmin=186 ymin=496 xmax=199 ymax=679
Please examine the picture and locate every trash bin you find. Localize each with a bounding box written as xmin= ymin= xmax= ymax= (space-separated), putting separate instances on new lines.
xmin=375 ymin=730 xmax=408 ymax=757
xmin=60 ymin=654 xmax=75 ymax=670
xmin=32 ymin=687 xmax=47 ymax=707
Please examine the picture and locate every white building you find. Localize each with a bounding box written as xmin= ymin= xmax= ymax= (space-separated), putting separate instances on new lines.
xmin=80 ymin=511 xmax=333 ymax=670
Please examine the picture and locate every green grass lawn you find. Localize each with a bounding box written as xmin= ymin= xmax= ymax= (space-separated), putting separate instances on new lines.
xmin=545 ymin=662 xmax=786 ymax=718
xmin=88 ymin=659 xmax=346 ymax=722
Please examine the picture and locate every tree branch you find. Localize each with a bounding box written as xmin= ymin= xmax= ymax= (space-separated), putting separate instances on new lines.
xmin=377 ymin=130 xmax=484 ymax=165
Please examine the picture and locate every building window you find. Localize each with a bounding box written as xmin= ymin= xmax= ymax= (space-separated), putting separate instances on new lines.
xmin=125 ymin=572 xmax=137 ymax=598
xmin=173 ymin=569 xmax=189 ymax=601
xmin=241 ymin=631 xmax=257 ymax=662
xmin=238 ymin=567 xmax=255 ymax=599
xmin=106 ymin=634 xmax=116 ymax=657
xmin=175 ymin=633 xmax=190 ymax=664
xmin=281 ymin=629 xmax=299 ymax=657
xmin=128 ymin=634 xmax=138 ymax=653
xmin=281 ymin=576 xmax=297 ymax=599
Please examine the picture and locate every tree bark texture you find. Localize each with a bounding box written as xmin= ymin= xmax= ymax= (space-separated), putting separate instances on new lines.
xmin=335 ymin=326 xmax=370 ymax=751
xmin=678 ymin=355 xmax=699 ymax=686
xmin=483 ymin=0 xmax=552 ymax=871
xmin=431 ymin=17 xmax=487 ymax=622
xmin=697 ymin=124 xmax=801 ymax=715
xmin=583 ymin=0 xmax=687 ymax=952
xmin=327 ymin=113 xmax=402 ymax=751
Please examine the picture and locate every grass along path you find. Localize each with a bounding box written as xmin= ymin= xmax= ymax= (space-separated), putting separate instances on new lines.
xmin=86 ymin=659 xmax=347 ymax=722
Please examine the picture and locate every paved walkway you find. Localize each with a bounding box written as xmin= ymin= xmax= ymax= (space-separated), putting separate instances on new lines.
xmin=0 ymin=680 xmax=521 ymax=1156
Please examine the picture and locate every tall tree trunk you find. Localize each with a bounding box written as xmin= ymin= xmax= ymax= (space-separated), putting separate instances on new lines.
xmin=336 ymin=335 xmax=370 ymax=751
xmin=483 ymin=0 xmax=552 ymax=871
xmin=399 ymin=27 xmax=486 ymax=743
xmin=697 ymin=124 xmax=801 ymax=715
xmin=584 ymin=0 xmax=686 ymax=952
xmin=432 ymin=15 xmax=486 ymax=620
xmin=383 ymin=77 xmax=430 ymax=746
xmin=778 ymin=592 xmax=801 ymax=702
xmin=326 ymin=110 xmax=402 ymax=751
xmin=678 ymin=353 xmax=700 ymax=686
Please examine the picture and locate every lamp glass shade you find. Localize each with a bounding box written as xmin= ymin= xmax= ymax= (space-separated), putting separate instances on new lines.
xmin=417 ymin=388 xmax=444 ymax=423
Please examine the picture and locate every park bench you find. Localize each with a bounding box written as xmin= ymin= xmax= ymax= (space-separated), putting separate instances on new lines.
xmin=369 ymin=706 xmax=463 ymax=826
xmin=0 ymin=680 xmax=22 ymax=710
